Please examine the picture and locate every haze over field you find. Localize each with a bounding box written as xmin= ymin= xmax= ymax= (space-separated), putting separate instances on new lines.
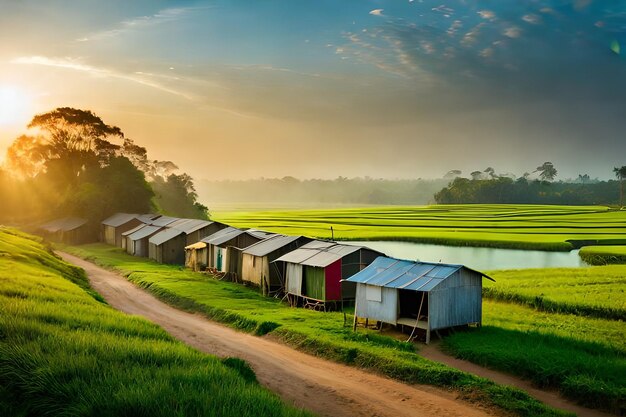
xmin=0 ymin=0 xmax=624 ymax=180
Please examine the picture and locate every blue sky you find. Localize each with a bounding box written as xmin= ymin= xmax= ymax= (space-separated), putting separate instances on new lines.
xmin=0 ymin=0 xmax=624 ymax=179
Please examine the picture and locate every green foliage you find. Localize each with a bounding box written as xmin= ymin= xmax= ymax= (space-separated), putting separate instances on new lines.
xmin=435 ymin=177 xmax=621 ymax=204
xmin=151 ymin=173 xmax=208 ymax=219
xmin=0 ymin=228 xmax=310 ymax=417
xmin=212 ymin=204 xmax=626 ymax=251
xmin=579 ymin=245 xmax=626 ymax=265
xmin=66 ymin=243 xmax=580 ymax=417
xmin=485 ymin=266 xmax=626 ymax=320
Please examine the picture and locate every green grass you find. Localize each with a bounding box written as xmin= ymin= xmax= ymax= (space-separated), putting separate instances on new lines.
xmin=445 ymin=301 xmax=626 ymax=413
xmin=579 ymin=246 xmax=626 ymax=265
xmin=212 ymin=204 xmax=626 ymax=251
xmin=63 ymin=244 xmax=626 ymax=416
xmin=485 ymin=266 xmax=626 ymax=320
xmin=0 ymin=227 xmax=311 ymax=417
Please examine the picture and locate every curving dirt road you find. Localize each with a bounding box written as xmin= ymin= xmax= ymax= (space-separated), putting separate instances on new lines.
xmin=58 ymin=252 xmax=500 ymax=417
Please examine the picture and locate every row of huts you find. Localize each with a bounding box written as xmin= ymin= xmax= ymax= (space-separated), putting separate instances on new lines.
xmin=91 ymin=212 xmax=493 ymax=342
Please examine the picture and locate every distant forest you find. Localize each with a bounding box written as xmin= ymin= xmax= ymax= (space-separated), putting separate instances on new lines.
xmin=196 ymin=177 xmax=449 ymax=206
xmin=435 ymin=177 xmax=621 ymax=205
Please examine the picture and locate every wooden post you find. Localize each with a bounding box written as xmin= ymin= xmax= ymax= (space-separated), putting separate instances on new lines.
xmin=352 ymin=297 xmax=358 ymax=331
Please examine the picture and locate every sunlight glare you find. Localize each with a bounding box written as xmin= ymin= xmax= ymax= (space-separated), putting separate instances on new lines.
xmin=0 ymin=85 xmax=32 ymax=127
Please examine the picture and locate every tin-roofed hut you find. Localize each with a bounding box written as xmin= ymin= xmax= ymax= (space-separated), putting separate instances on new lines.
xmin=38 ymin=217 xmax=92 ymax=244
xmin=240 ymin=235 xmax=311 ymax=295
xmin=345 ymin=256 xmax=494 ymax=343
xmin=148 ymin=227 xmax=187 ymax=264
xmin=273 ymin=241 xmax=383 ymax=310
xmin=196 ymin=227 xmax=274 ymax=279
xmin=101 ymin=213 xmax=144 ymax=246
xmin=124 ymin=224 xmax=163 ymax=257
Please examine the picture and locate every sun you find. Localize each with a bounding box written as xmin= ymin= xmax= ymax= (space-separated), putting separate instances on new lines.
xmin=0 ymin=85 xmax=32 ymax=127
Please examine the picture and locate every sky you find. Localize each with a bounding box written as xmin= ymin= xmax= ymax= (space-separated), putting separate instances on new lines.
xmin=0 ymin=0 xmax=624 ymax=180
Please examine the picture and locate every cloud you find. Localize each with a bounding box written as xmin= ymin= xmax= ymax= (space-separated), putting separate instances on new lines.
xmin=11 ymin=56 xmax=195 ymax=100
xmin=522 ymin=14 xmax=541 ymax=25
xmin=369 ymin=9 xmax=384 ymax=17
xmin=76 ymin=7 xmax=201 ymax=42
xmin=477 ymin=10 xmax=495 ymax=20
xmin=503 ymin=26 xmax=522 ymax=38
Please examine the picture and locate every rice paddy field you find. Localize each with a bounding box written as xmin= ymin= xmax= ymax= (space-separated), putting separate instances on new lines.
xmin=212 ymin=204 xmax=626 ymax=251
xmin=65 ymin=243 xmax=625 ymax=415
xmin=485 ymin=266 xmax=626 ymax=320
xmin=0 ymin=228 xmax=311 ymax=417
xmin=579 ymin=245 xmax=626 ymax=265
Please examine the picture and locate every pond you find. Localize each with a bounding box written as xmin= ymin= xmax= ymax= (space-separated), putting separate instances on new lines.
xmin=341 ymin=240 xmax=585 ymax=271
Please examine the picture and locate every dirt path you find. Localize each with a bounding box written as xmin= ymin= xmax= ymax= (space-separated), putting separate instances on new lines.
xmin=419 ymin=339 xmax=613 ymax=417
xmin=59 ymin=252 xmax=499 ymax=417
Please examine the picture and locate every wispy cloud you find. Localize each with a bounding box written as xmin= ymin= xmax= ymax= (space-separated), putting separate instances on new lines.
xmin=76 ymin=7 xmax=202 ymax=42
xmin=11 ymin=56 xmax=195 ymax=100
xmin=369 ymin=9 xmax=384 ymax=17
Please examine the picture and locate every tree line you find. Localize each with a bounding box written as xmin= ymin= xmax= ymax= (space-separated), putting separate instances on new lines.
xmin=435 ymin=163 xmax=626 ymax=206
xmin=0 ymin=108 xmax=207 ymax=225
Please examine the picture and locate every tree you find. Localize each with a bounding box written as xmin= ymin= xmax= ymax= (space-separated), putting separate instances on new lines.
xmin=484 ymin=167 xmax=497 ymax=179
xmin=470 ymin=171 xmax=483 ymax=180
xmin=151 ymin=173 xmax=209 ymax=219
xmin=4 ymin=108 xmax=154 ymax=222
xmin=535 ymin=162 xmax=557 ymax=181
xmin=577 ymin=174 xmax=591 ymax=184
xmin=613 ymin=166 xmax=626 ymax=207
xmin=444 ymin=170 xmax=462 ymax=179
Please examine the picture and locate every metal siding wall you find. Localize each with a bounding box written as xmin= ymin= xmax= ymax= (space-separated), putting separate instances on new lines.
xmin=355 ymin=284 xmax=398 ymax=324
xmin=305 ymin=265 xmax=325 ymax=300
xmin=286 ymin=263 xmax=303 ymax=295
xmin=148 ymin=243 xmax=157 ymax=261
xmin=429 ymin=270 xmax=482 ymax=330
xmin=241 ymin=254 xmax=254 ymax=283
xmin=325 ymin=259 xmax=342 ymax=301
xmin=104 ymin=226 xmax=115 ymax=245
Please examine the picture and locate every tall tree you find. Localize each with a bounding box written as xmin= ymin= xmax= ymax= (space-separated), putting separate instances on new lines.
xmin=535 ymin=162 xmax=557 ymax=181
xmin=613 ymin=166 xmax=626 ymax=207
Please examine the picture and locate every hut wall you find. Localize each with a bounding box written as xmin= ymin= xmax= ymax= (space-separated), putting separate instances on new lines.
xmin=286 ymin=263 xmax=303 ymax=296
xmin=241 ymin=254 xmax=265 ymax=286
xmin=114 ymin=219 xmax=142 ymax=247
xmin=135 ymin=238 xmax=150 ymax=258
xmin=148 ymin=243 xmax=158 ymax=262
xmin=355 ymin=283 xmax=398 ymax=325
xmin=161 ymin=234 xmax=187 ymax=264
xmin=428 ymin=269 xmax=482 ymax=330
xmin=304 ymin=265 xmax=325 ymax=300
xmin=324 ymin=259 xmax=342 ymax=301
xmin=103 ymin=225 xmax=116 ymax=245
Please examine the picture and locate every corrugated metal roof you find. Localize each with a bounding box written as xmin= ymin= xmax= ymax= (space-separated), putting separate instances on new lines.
xmin=137 ymin=214 xmax=160 ymax=224
xmin=101 ymin=213 xmax=139 ymax=227
xmin=246 ymin=229 xmax=276 ymax=240
xmin=345 ymin=256 xmax=494 ymax=291
xmin=185 ymin=241 xmax=206 ymax=250
xmin=149 ymin=216 xmax=179 ymax=227
xmin=243 ymin=235 xmax=303 ymax=257
xmin=149 ymin=227 xmax=185 ymax=246
xmin=201 ymin=227 xmax=246 ymax=246
xmin=40 ymin=217 xmax=87 ymax=232
xmin=169 ymin=218 xmax=212 ymax=234
xmin=129 ymin=225 xmax=163 ymax=241
xmin=121 ymin=223 xmax=146 ymax=237
xmin=273 ymin=240 xmax=365 ymax=268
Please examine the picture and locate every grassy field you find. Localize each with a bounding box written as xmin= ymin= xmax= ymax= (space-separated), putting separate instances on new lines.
xmin=579 ymin=246 xmax=626 ymax=265
xmin=212 ymin=204 xmax=626 ymax=251
xmin=485 ymin=266 xmax=626 ymax=320
xmin=65 ymin=244 xmax=626 ymax=415
xmin=0 ymin=228 xmax=311 ymax=417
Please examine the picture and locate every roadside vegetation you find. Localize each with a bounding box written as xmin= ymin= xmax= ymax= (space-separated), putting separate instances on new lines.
xmin=66 ymin=243 xmax=626 ymax=416
xmin=485 ymin=266 xmax=626 ymax=320
xmin=213 ymin=204 xmax=626 ymax=251
xmin=579 ymin=246 xmax=626 ymax=265
xmin=0 ymin=227 xmax=311 ymax=417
